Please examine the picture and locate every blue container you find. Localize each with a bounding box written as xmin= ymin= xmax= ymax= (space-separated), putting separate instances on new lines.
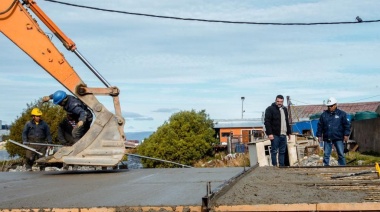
xmin=235 ymin=144 xmax=245 ymax=153
xmin=292 ymin=120 xmax=318 ymax=137
xmin=346 ymin=113 xmax=354 ymax=122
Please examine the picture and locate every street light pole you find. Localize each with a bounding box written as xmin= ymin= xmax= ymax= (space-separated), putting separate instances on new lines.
xmin=241 ymin=97 xmax=245 ymax=119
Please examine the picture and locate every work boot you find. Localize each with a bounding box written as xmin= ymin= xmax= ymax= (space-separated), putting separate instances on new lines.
xmin=24 ymin=164 xmax=32 ymax=172
xmin=23 ymin=164 xmax=28 ymax=171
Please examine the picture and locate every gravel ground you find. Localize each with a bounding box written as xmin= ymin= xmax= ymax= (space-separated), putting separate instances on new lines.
xmin=215 ymin=166 xmax=373 ymax=205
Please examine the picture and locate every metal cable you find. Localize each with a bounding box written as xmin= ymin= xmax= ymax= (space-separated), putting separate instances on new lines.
xmin=44 ymin=0 xmax=380 ymax=26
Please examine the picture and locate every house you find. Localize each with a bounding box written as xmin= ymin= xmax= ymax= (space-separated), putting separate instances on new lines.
xmin=289 ymin=101 xmax=380 ymax=123
xmin=289 ymin=101 xmax=380 ymax=136
xmin=125 ymin=140 xmax=140 ymax=148
xmin=213 ymin=118 xmax=264 ymax=144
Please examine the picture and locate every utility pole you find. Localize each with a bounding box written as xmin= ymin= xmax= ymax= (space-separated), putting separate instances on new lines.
xmin=241 ymin=97 xmax=245 ymax=119
xmin=286 ymin=96 xmax=292 ymax=125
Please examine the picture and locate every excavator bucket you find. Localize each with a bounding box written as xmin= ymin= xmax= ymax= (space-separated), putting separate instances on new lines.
xmin=39 ymin=108 xmax=125 ymax=167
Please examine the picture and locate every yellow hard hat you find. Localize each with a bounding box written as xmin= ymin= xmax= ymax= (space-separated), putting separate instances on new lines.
xmin=31 ymin=108 xmax=43 ymax=116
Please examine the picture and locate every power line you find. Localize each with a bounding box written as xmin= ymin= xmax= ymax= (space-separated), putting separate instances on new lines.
xmin=44 ymin=0 xmax=380 ymax=26
xmin=352 ymin=94 xmax=380 ymax=102
xmin=290 ymin=99 xmax=311 ymax=105
xmin=291 ymin=95 xmax=380 ymax=105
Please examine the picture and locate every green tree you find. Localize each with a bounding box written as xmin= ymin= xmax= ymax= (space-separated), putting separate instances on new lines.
xmin=5 ymin=99 xmax=66 ymax=157
xmin=137 ymin=109 xmax=217 ymax=168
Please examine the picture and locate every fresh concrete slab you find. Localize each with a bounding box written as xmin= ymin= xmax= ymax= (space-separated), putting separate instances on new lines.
xmin=0 ymin=167 xmax=244 ymax=209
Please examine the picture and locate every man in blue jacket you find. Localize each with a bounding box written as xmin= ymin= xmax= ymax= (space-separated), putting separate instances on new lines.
xmin=22 ymin=108 xmax=52 ymax=169
xmin=316 ymin=97 xmax=350 ymax=166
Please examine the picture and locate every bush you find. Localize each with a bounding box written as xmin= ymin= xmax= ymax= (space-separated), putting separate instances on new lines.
xmin=137 ymin=110 xmax=217 ymax=168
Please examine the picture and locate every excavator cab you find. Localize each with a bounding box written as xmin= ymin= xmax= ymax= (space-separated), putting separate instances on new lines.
xmin=0 ymin=0 xmax=126 ymax=167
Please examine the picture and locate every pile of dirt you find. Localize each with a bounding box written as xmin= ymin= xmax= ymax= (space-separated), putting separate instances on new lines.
xmin=215 ymin=166 xmax=369 ymax=205
xmin=194 ymin=153 xmax=249 ymax=168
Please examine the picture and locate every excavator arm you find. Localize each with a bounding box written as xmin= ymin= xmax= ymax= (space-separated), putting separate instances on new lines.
xmin=0 ymin=0 xmax=126 ymax=167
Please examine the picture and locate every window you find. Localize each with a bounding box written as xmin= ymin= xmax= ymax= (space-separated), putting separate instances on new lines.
xmin=221 ymin=132 xmax=231 ymax=137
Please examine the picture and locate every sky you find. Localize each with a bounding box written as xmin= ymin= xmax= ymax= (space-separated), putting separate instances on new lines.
xmin=1 ymin=0 xmax=380 ymax=132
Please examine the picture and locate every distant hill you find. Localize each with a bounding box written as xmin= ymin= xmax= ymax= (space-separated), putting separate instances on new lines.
xmin=125 ymin=131 xmax=154 ymax=142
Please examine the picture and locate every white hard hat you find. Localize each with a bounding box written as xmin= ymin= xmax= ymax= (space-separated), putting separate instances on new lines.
xmin=326 ymin=97 xmax=337 ymax=106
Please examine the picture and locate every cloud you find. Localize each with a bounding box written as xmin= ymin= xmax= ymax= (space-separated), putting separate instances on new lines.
xmin=152 ymin=108 xmax=180 ymax=113
xmin=122 ymin=112 xmax=154 ymax=121
xmin=134 ymin=117 xmax=154 ymax=121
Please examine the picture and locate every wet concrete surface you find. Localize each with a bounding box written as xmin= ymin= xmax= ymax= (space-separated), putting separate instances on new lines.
xmin=0 ymin=167 xmax=244 ymax=209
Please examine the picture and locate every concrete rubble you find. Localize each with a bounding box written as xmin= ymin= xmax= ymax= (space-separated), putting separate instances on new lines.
xmin=293 ymin=154 xmax=339 ymax=166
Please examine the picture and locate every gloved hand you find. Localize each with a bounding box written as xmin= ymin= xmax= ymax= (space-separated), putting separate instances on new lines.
xmin=47 ymin=146 xmax=55 ymax=156
xmin=76 ymin=120 xmax=84 ymax=128
xmin=42 ymin=96 xmax=51 ymax=102
xmin=23 ymin=142 xmax=28 ymax=145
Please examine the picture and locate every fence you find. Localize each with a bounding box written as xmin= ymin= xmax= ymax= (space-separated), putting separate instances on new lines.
xmin=222 ymin=134 xmax=265 ymax=154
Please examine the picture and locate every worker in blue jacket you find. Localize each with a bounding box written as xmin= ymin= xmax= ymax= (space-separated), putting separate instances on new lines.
xmin=316 ymin=97 xmax=350 ymax=166
xmin=43 ymin=90 xmax=93 ymax=139
xmin=22 ymin=108 xmax=52 ymax=169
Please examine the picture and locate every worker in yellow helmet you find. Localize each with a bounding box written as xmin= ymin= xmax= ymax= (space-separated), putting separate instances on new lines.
xmin=22 ymin=108 xmax=52 ymax=170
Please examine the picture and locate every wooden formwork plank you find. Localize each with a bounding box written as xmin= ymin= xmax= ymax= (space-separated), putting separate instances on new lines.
xmin=214 ymin=203 xmax=317 ymax=211
xmin=317 ymin=202 xmax=380 ymax=211
xmin=0 ymin=209 xmax=80 ymax=212
xmin=0 ymin=206 xmax=202 ymax=212
xmin=79 ymin=208 xmax=115 ymax=212
xmin=214 ymin=202 xmax=380 ymax=211
xmin=123 ymin=206 xmax=202 ymax=212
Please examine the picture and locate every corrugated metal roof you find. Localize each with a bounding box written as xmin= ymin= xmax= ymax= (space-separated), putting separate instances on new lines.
xmin=214 ymin=118 xmax=263 ymax=128
xmin=290 ymin=101 xmax=380 ymax=122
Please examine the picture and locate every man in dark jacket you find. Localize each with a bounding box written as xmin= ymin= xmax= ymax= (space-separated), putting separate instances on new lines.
xmin=264 ymin=95 xmax=291 ymax=167
xmin=58 ymin=113 xmax=78 ymax=146
xmin=43 ymin=90 xmax=93 ymax=139
xmin=316 ymin=97 xmax=350 ymax=166
xmin=22 ymin=108 xmax=52 ymax=169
